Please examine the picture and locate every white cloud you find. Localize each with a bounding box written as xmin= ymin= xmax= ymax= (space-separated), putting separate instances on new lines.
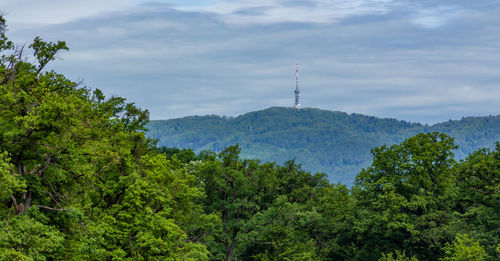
xmin=411 ymin=5 xmax=463 ymax=29
xmin=174 ymin=0 xmax=395 ymax=24
xmin=1 ymin=0 xmax=142 ymax=24
xmin=3 ymin=0 xmax=500 ymax=124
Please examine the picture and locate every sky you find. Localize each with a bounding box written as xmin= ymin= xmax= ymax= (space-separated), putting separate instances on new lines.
xmin=1 ymin=0 xmax=500 ymax=124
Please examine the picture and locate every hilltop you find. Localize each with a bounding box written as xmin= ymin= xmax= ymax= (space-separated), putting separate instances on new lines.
xmin=147 ymin=107 xmax=500 ymax=183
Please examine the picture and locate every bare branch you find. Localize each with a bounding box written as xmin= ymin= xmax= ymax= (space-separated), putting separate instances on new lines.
xmin=10 ymin=194 xmax=18 ymax=210
xmin=79 ymin=222 xmax=89 ymax=235
xmin=42 ymin=191 xmax=64 ymax=210
xmin=35 ymin=154 xmax=51 ymax=177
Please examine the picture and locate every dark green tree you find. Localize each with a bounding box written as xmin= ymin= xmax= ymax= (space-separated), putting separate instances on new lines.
xmin=353 ymin=133 xmax=458 ymax=260
xmin=194 ymin=145 xmax=334 ymax=260
xmin=194 ymin=145 xmax=264 ymax=260
xmin=452 ymin=143 xmax=500 ymax=259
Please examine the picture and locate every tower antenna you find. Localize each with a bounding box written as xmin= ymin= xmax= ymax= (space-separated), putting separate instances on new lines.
xmin=294 ymin=64 xmax=301 ymax=109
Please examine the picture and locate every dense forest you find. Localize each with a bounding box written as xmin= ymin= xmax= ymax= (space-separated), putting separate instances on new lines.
xmin=147 ymin=107 xmax=500 ymax=184
xmin=0 ymin=17 xmax=499 ymax=260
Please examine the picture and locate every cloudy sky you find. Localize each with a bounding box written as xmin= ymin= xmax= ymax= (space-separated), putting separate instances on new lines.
xmin=2 ymin=0 xmax=500 ymax=123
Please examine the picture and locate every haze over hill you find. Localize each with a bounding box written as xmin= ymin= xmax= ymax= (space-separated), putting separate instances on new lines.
xmin=147 ymin=107 xmax=500 ymax=184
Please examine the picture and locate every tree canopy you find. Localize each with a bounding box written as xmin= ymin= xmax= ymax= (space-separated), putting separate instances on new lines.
xmin=0 ymin=16 xmax=498 ymax=260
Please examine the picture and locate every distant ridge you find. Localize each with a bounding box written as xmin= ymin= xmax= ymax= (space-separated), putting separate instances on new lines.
xmin=147 ymin=107 xmax=500 ymax=184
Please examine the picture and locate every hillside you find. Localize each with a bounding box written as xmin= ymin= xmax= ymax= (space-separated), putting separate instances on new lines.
xmin=147 ymin=107 xmax=500 ymax=183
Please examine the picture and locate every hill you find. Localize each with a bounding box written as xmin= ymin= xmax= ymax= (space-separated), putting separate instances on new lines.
xmin=146 ymin=107 xmax=500 ymax=184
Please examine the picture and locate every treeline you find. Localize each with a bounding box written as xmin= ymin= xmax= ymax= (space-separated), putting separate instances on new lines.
xmin=147 ymin=107 xmax=500 ymax=184
xmin=154 ymin=135 xmax=499 ymax=261
xmin=0 ymin=17 xmax=499 ymax=260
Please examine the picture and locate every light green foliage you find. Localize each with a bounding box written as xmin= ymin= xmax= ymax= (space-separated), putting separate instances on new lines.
xmin=0 ymin=152 xmax=26 ymax=202
xmin=0 ymin=16 xmax=209 ymax=260
xmin=29 ymin=36 xmax=68 ymax=74
xmin=0 ymin=34 xmax=92 ymax=217
xmin=441 ymin=234 xmax=488 ymax=261
xmin=0 ymin=248 xmax=28 ymax=261
xmin=67 ymin=120 xmax=212 ymax=259
xmin=0 ymin=215 xmax=64 ymax=260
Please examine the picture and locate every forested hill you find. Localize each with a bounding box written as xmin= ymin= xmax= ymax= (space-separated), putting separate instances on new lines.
xmin=147 ymin=107 xmax=500 ymax=183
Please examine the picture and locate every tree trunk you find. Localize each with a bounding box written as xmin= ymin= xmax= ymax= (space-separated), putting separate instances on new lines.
xmin=225 ymin=231 xmax=237 ymax=261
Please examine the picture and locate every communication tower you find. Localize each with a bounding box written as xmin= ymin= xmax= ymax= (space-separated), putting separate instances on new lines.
xmin=294 ymin=64 xmax=301 ymax=109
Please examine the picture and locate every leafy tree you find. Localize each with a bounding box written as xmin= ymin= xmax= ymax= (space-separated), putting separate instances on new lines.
xmin=440 ymin=234 xmax=488 ymax=261
xmin=353 ymin=133 xmax=458 ymax=260
xmin=0 ymin=16 xmax=211 ymax=259
xmin=193 ymin=145 xmax=265 ymax=260
xmin=310 ymin=183 xmax=356 ymax=260
xmin=239 ymin=195 xmax=321 ymax=260
xmin=452 ymin=143 xmax=500 ymax=258
xmin=193 ymin=145 xmax=335 ymax=260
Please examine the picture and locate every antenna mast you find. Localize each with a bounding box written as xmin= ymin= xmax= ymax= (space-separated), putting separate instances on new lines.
xmin=294 ymin=64 xmax=301 ymax=109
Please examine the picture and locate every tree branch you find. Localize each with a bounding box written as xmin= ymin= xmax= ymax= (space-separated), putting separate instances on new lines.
xmin=42 ymin=190 xmax=64 ymax=209
xmin=10 ymin=194 xmax=19 ymax=210
xmin=34 ymin=153 xmax=51 ymax=177
xmin=34 ymin=205 xmax=74 ymax=212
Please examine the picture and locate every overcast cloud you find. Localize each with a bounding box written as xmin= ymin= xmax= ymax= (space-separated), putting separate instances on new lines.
xmin=2 ymin=0 xmax=500 ymax=123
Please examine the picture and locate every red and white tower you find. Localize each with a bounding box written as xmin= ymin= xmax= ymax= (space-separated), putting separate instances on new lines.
xmin=294 ymin=64 xmax=301 ymax=109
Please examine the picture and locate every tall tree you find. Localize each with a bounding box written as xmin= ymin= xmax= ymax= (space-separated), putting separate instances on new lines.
xmin=452 ymin=143 xmax=500 ymax=259
xmin=353 ymin=133 xmax=458 ymax=260
xmin=0 ymin=16 xmax=211 ymax=259
xmin=194 ymin=145 xmax=265 ymax=261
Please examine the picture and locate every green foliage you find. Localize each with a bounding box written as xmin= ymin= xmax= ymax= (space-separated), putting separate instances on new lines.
xmin=0 ymin=17 xmax=209 ymax=260
xmin=240 ymin=196 xmax=321 ymax=260
xmin=378 ymin=251 xmax=419 ymax=261
xmin=147 ymin=107 xmax=499 ymax=184
xmin=440 ymin=234 xmax=488 ymax=261
xmin=0 ymin=215 xmax=64 ymax=260
xmin=29 ymin=36 xmax=68 ymax=73
xmin=0 ymin=248 xmax=28 ymax=261
xmin=310 ymin=183 xmax=355 ymax=260
xmin=0 ymin=152 xmax=26 ymax=202
xmin=155 ymin=146 xmax=198 ymax=163
xmin=353 ymin=133 xmax=458 ymax=260
xmin=72 ymin=154 xmax=212 ymax=260
xmin=192 ymin=145 xmax=332 ymax=260
xmin=194 ymin=145 xmax=265 ymax=260
xmin=0 ymin=15 xmax=498 ymax=261
xmin=451 ymin=143 xmax=500 ymax=258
